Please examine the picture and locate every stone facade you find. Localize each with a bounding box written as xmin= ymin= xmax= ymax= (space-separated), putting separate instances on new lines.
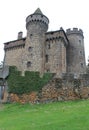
xmin=4 ymin=8 xmax=86 ymax=76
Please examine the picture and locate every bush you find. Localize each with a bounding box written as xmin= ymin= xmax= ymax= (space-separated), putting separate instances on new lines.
xmin=7 ymin=66 xmax=53 ymax=95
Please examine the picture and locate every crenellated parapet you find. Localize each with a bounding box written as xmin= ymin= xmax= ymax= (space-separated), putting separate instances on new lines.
xmin=46 ymin=31 xmax=62 ymax=40
xmin=26 ymin=8 xmax=49 ymax=31
xmin=46 ymin=29 xmax=69 ymax=46
xmin=26 ymin=14 xmax=49 ymax=27
xmin=66 ymin=28 xmax=83 ymax=37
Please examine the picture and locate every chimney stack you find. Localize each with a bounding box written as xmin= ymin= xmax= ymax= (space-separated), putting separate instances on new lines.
xmin=18 ymin=32 xmax=23 ymax=39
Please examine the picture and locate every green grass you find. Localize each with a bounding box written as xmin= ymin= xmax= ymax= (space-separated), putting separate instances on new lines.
xmin=0 ymin=100 xmax=89 ymax=130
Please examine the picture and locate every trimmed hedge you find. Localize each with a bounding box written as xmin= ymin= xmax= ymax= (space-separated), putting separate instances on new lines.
xmin=7 ymin=66 xmax=53 ymax=95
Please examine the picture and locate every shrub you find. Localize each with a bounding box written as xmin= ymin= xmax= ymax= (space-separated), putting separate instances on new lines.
xmin=7 ymin=66 xmax=53 ymax=95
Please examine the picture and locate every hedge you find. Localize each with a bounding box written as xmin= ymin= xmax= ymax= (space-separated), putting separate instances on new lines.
xmin=7 ymin=66 xmax=53 ymax=95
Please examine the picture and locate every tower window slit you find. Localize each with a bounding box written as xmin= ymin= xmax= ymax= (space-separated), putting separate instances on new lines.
xmin=45 ymin=55 xmax=49 ymax=62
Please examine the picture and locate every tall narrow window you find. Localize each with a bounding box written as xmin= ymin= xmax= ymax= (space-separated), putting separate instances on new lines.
xmin=48 ymin=43 xmax=50 ymax=49
xmin=79 ymin=40 xmax=81 ymax=45
xmin=45 ymin=55 xmax=49 ymax=63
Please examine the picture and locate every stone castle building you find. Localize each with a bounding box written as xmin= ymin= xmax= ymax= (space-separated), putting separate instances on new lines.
xmin=4 ymin=8 xmax=86 ymax=77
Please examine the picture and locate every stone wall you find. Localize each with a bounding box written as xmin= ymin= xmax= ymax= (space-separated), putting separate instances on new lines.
xmin=4 ymin=39 xmax=25 ymax=71
xmin=45 ymin=38 xmax=66 ymax=75
xmin=8 ymin=75 xmax=89 ymax=104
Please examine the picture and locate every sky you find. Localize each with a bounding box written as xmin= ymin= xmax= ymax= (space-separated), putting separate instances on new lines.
xmin=0 ymin=0 xmax=89 ymax=64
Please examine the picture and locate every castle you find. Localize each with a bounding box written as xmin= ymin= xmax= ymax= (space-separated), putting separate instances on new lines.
xmin=4 ymin=8 xmax=86 ymax=77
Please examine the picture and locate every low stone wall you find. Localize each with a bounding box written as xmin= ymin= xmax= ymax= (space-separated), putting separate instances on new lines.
xmin=8 ymin=75 xmax=89 ymax=104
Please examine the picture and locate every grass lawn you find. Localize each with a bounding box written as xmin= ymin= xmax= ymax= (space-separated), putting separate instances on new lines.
xmin=0 ymin=100 xmax=89 ymax=130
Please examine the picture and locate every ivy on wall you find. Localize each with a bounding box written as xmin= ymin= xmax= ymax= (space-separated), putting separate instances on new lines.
xmin=7 ymin=66 xmax=53 ymax=95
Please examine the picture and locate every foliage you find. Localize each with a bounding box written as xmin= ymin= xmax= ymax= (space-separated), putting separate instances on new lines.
xmin=0 ymin=100 xmax=89 ymax=130
xmin=7 ymin=66 xmax=53 ymax=94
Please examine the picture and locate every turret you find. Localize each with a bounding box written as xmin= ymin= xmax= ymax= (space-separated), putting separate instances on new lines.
xmin=66 ymin=28 xmax=83 ymax=37
xmin=22 ymin=8 xmax=49 ymax=74
xmin=66 ymin=28 xmax=86 ymax=75
xmin=17 ymin=32 xmax=23 ymax=39
xmin=26 ymin=8 xmax=49 ymax=35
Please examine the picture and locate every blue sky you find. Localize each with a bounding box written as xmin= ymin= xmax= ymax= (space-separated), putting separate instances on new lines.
xmin=0 ymin=0 xmax=89 ymax=63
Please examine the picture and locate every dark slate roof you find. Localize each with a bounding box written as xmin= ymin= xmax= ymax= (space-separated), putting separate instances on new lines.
xmin=4 ymin=38 xmax=26 ymax=50
xmin=46 ymin=28 xmax=69 ymax=46
xmin=0 ymin=66 xmax=9 ymax=79
xmin=34 ymin=8 xmax=43 ymax=15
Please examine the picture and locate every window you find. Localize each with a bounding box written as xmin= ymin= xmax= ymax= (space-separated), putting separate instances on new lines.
xmin=80 ymin=63 xmax=83 ymax=68
xmin=27 ymin=61 xmax=32 ymax=67
xmin=30 ymin=34 xmax=33 ymax=38
xmin=80 ymin=51 xmax=82 ymax=55
xmin=45 ymin=55 xmax=49 ymax=62
xmin=79 ymin=40 xmax=81 ymax=45
xmin=28 ymin=47 xmax=32 ymax=52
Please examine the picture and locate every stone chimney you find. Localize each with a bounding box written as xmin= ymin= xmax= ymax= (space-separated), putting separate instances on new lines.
xmin=18 ymin=32 xmax=23 ymax=39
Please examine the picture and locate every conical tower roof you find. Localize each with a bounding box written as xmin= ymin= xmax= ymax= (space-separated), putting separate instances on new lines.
xmin=26 ymin=8 xmax=49 ymax=30
xmin=34 ymin=8 xmax=43 ymax=15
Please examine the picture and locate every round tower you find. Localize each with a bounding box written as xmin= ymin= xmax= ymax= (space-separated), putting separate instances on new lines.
xmin=22 ymin=8 xmax=49 ymax=73
xmin=26 ymin=8 xmax=49 ymax=34
xmin=66 ymin=28 xmax=86 ymax=75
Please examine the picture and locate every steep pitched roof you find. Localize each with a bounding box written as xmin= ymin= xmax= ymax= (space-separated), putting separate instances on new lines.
xmin=34 ymin=8 xmax=43 ymax=15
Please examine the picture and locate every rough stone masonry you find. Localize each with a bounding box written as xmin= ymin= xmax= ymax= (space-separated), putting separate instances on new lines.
xmin=1 ymin=8 xmax=87 ymax=103
xmin=4 ymin=8 xmax=86 ymax=77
